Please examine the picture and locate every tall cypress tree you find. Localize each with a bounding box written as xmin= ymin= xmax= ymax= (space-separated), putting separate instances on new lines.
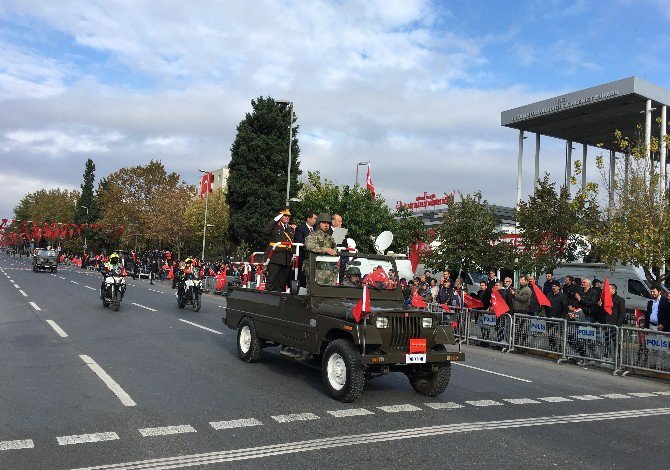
xmin=75 ymin=158 xmax=98 ymax=224
xmin=227 ymin=97 xmax=301 ymax=249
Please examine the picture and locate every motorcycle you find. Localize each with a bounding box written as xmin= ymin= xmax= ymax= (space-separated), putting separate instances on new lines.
xmin=177 ymin=273 xmax=202 ymax=312
xmin=101 ymin=269 xmax=126 ymax=311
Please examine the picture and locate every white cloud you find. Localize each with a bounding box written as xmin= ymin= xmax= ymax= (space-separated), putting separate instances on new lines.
xmin=4 ymin=128 xmax=123 ymax=155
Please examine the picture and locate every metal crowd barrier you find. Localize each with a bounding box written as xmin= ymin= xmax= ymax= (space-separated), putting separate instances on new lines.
xmin=467 ymin=309 xmax=512 ymax=350
xmin=510 ymin=314 xmax=566 ymax=357
xmin=618 ymin=327 xmax=670 ymax=376
xmin=561 ymin=321 xmax=619 ymax=367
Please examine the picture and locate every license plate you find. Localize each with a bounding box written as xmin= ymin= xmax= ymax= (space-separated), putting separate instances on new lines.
xmin=405 ymin=353 xmax=426 ymax=364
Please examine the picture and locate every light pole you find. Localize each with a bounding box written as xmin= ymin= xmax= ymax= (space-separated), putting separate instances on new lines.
xmin=198 ymin=169 xmax=211 ymax=262
xmin=81 ymin=205 xmax=89 ymax=252
xmin=276 ymin=100 xmax=294 ymax=207
xmin=355 ymin=161 xmax=369 ymax=186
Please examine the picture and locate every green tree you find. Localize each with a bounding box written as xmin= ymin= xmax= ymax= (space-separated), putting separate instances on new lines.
xmin=392 ymin=206 xmax=427 ymax=254
xmin=13 ymin=188 xmax=79 ymax=224
xmin=227 ymin=96 xmax=301 ymax=249
xmin=75 ymin=158 xmax=99 ymax=224
xmin=423 ymin=192 xmax=516 ymax=275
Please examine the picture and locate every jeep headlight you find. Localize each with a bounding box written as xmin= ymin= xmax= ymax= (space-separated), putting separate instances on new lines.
xmin=376 ymin=317 xmax=389 ymax=329
xmin=422 ymin=317 xmax=433 ymax=328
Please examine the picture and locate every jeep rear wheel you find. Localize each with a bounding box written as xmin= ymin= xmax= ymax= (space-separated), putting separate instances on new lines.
xmin=237 ymin=318 xmax=262 ymax=363
xmin=322 ymin=339 xmax=365 ymax=403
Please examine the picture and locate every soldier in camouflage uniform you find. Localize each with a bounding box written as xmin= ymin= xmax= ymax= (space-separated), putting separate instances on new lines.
xmin=305 ymin=213 xmax=338 ymax=285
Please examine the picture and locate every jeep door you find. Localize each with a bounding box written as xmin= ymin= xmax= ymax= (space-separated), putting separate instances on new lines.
xmin=276 ymin=294 xmax=318 ymax=351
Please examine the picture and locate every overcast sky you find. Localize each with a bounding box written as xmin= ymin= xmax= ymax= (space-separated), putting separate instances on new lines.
xmin=1 ymin=0 xmax=670 ymax=219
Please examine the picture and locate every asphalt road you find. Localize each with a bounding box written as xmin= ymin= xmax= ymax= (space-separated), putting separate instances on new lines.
xmin=1 ymin=252 xmax=668 ymax=470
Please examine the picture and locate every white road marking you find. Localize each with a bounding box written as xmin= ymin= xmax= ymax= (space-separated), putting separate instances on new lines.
xmin=138 ymin=425 xmax=197 ymax=437
xmin=131 ymin=302 xmax=157 ymax=312
xmin=377 ymin=404 xmax=422 ymax=413
xmin=503 ymin=398 xmax=540 ymax=405
xmin=602 ymin=393 xmax=631 ymax=399
xmin=538 ymin=396 xmax=572 ymax=403
xmin=210 ymin=418 xmax=263 ymax=430
xmin=453 ymin=362 xmax=532 ymax=383
xmin=59 ymin=276 xmax=65 ymax=279
xmin=18 ymin=289 xmax=27 ymax=297
xmin=76 ymin=408 xmax=670 ymax=469
xmin=465 ymin=400 xmax=503 ymax=407
xmin=0 ymin=439 xmax=34 ymax=451
xmin=57 ymin=432 xmax=119 ymax=445
xmin=79 ymin=355 xmax=136 ymax=407
xmin=178 ymin=319 xmax=223 ymax=335
xmin=13 ymin=283 xmax=19 ymax=288
xmin=46 ymin=320 xmax=68 ymax=338
xmin=271 ymin=413 xmax=320 ymax=423
xmin=654 ymin=390 xmax=670 ymax=396
xmin=327 ymin=408 xmax=375 ymax=417
xmin=71 ymin=280 xmax=80 ymax=285
xmin=627 ymin=392 xmax=657 ymax=398
xmin=424 ymin=402 xmax=464 ymax=410
xmin=570 ymin=395 xmax=603 ymax=401
xmin=84 ymin=285 xmax=96 ymax=290
xmin=8 ymin=278 xmax=13 ymax=282
xmin=29 ymin=301 xmax=41 ymax=311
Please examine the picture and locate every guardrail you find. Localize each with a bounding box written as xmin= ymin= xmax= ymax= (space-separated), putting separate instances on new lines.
xmin=467 ymin=309 xmax=512 ymax=351
xmin=510 ymin=314 xmax=566 ymax=357
xmin=561 ymin=321 xmax=619 ymax=367
xmin=618 ymin=327 xmax=670 ymax=376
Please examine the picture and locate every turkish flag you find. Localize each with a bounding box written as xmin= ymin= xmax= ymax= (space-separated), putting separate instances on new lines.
xmin=490 ymin=287 xmax=510 ymax=317
xmin=352 ymin=285 xmax=371 ymax=322
xmin=215 ymin=271 xmax=227 ymax=290
xmin=411 ymin=290 xmax=427 ymax=308
xmin=200 ymin=172 xmax=214 ymax=198
xmin=440 ymin=303 xmax=452 ymax=313
xmin=601 ymin=277 xmax=613 ymax=315
xmin=366 ymin=163 xmax=375 ymax=199
xmin=462 ymin=292 xmax=484 ymax=309
xmin=530 ymin=280 xmax=551 ymax=307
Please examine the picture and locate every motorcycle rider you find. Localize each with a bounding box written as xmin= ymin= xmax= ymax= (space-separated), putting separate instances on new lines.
xmin=100 ymin=253 xmax=123 ymax=299
xmin=177 ymin=258 xmax=194 ymax=302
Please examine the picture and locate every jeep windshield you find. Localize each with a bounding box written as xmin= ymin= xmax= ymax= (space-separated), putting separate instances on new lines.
xmin=314 ymin=254 xmax=398 ymax=290
xmin=37 ymin=250 xmax=56 ymax=257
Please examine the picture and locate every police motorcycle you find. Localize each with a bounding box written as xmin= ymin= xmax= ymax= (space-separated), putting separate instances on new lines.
xmin=176 ymin=259 xmax=202 ymax=312
xmin=100 ymin=253 xmax=126 ymax=311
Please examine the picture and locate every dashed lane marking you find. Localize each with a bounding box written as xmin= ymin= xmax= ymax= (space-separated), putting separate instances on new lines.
xmin=377 ymin=404 xmax=422 ymax=413
xmin=465 ymin=400 xmax=503 ymax=407
xmin=29 ymin=301 xmax=41 ymax=311
xmin=210 ymin=418 xmax=263 ymax=430
xmin=13 ymin=283 xmax=19 ymax=288
xmin=539 ymin=396 xmax=573 ymax=403
xmin=131 ymin=302 xmax=157 ymax=312
xmin=271 ymin=413 xmax=320 ymax=423
xmin=602 ymin=393 xmax=632 ymax=399
xmin=57 ymin=432 xmax=119 ymax=446
xmin=327 ymin=408 xmax=375 ymax=417
xmin=0 ymin=439 xmax=34 ymax=451
xmin=570 ymin=395 xmax=603 ymax=401
xmin=453 ymin=363 xmax=532 ymax=383
xmin=71 ymin=408 xmax=670 ymax=469
xmin=628 ymin=392 xmax=657 ymax=398
xmin=138 ymin=425 xmax=197 ymax=437
xmin=46 ymin=320 xmax=68 ymax=338
xmin=503 ymin=398 xmax=541 ymax=405
xmin=84 ymin=285 xmax=96 ymax=290
xmin=424 ymin=402 xmax=465 ymax=410
xmin=80 ymin=355 xmax=136 ymax=407
xmin=18 ymin=289 xmax=27 ymax=297
xmin=59 ymin=276 xmax=65 ymax=279
xmin=178 ymin=319 xmax=223 ymax=335
xmin=70 ymin=280 xmax=80 ymax=285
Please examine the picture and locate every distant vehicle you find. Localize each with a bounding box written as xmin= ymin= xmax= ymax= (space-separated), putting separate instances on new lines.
xmin=33 ymin=249 xmax=58 ymax=273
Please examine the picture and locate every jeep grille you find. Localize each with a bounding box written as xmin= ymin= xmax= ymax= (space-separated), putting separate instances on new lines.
xmin=390 ymin=316 xmax=421 ymax=348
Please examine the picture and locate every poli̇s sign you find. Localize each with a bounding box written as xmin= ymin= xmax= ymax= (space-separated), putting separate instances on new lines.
xmin=646 ymin=335 xmax=670 ymax=352
xmin=529 ymin=319 xmax=546 ymax=335
xmin=482 ymin=314 xmax=497 ymax=326
xmin=577 ymin=326 xmax=596 ymax=340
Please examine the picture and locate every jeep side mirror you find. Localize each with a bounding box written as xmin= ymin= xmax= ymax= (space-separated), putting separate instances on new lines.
xmin=289 ymin=280 xmax=300 ymax=296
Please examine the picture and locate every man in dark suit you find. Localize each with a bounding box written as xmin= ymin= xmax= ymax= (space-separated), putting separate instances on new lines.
xmin=645 ymin=286 xmax=670 ymax=331
xmin=292 ymin=211 xmax=317 ymax=287
xmin=264 ymin=208 xmax=295 ymax=292
xmin=604 ymin=283 xmax=626 ymax=327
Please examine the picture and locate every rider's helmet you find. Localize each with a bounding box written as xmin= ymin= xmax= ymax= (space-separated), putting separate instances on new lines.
xmin=109 ymin=253 xmax=120 ymax=264
xmin=185 ymin=258 xmax=193 ymax=264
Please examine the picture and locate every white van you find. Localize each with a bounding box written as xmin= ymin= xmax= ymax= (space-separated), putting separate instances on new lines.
xmin=553 ymin=263 xmax=660 ymax=314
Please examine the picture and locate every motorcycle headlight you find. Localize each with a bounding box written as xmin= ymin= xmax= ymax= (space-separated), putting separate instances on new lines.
xmin=422 ymin=317 xmax=433 ymax=328
xmin=376 ymin=317 xmax=389 ymax=329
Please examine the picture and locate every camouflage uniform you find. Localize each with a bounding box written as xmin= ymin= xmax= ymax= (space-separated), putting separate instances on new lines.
xmin=305 ymin=229 xmax=338 ymax=285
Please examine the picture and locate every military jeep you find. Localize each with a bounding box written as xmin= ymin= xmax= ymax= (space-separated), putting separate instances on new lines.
xmin=223 ymin=251 xmax=464 ymax=402
xmin=33 ymin=248 xmax=58 ymax=273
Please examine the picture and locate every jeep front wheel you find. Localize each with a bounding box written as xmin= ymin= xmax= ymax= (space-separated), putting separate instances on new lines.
xmin=407 ymin=362 xmax=451 ymax=397
xmin=322 ymin=339 xmax=365 ymax=403
xmin=237 ymin=318 xmax=262 ymax=363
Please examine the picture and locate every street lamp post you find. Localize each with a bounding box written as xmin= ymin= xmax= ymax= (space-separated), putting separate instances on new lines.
xmin=81 ymin=205 xmax=89 ymax=252
xmin=355 ymin=161 xmax=369 ymax=186
xmin=198 ymin=169 xmax=211 ymax=262
xmin=276 ymin=100 xmax=294 ymax=207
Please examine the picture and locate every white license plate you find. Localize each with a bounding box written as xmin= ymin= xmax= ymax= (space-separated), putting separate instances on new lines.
xmin=405 ymin=354 xmax=426 ymax=364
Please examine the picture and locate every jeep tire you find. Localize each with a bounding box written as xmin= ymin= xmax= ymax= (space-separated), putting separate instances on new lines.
xmin=322 ymin=339 xmax=365 ymax=403
xmin=237 ymin=318 xmax=262 ymax=363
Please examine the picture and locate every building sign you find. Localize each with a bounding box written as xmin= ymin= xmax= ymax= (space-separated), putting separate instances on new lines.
xmin=396 ymin=191 xmax=454 ymax=211
xmin=511 ymin=90 xmax=619 ymax=123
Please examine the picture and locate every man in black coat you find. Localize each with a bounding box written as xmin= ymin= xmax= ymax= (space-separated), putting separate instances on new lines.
xmin=292 ymin=211 xmax=317 ymax=287
xmin=547 ymin=281 xmax=568 ymax=318
xmin=264 ymin=208 xmax=295 ymax=292
xmin=604 ymin=283 xmax=626 ymax=327
xmin=645 ymin=286 xmax=670 ymax=331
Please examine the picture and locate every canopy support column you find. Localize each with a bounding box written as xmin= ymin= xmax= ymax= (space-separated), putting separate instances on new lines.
xmin=516 ymin=130 xmax=524 ymax=209
xmin=582 ymin=144 xmax=587 ymax=192
xmin=534 ymin=133 xmax=540 ymax=190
